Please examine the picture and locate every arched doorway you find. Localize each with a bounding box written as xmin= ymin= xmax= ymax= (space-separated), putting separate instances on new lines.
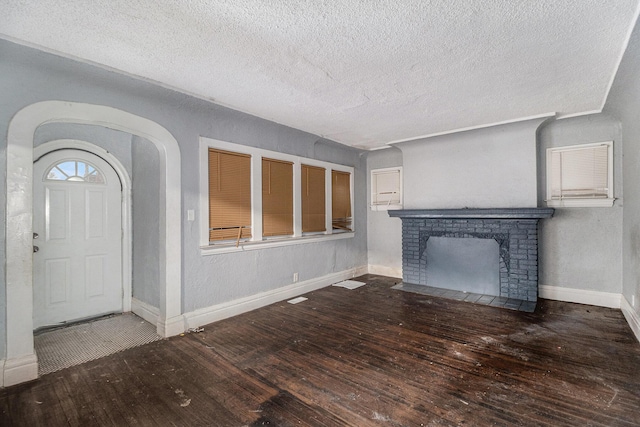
xmin=4 ymin=101 xmax=183 ymax=386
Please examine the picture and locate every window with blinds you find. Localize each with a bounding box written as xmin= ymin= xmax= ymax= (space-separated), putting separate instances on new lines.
xmin=201 ymin=137 xmax=355 ymax=250
xmin=262 ymin=158 xmax=293 ymax=236
xmin=302 ymin=164 xmax=326 ymax=232
xmin=371 ymin=167 xmax=402 ymax=210
xmin=546 ymin=141 xmax=614 ymax=207
xmin=332 ymin=170 xmax=352 ymax=231
xmin=208 ymin=148 xmax=252 ymax=242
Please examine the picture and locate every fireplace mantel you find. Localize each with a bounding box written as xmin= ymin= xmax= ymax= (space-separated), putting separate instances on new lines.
xmin=388 ymin=208 xmax=554 ymax=310
xmin=388 ymin=208 xmax=554 ymax=220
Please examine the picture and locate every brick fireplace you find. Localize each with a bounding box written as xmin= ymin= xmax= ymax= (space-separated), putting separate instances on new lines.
xmin=388 ymin=208 xmax=554 ymax=304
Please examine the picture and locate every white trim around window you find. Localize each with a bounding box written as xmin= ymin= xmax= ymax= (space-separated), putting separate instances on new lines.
xmin=199 ymin=137 xmax=355 ymax=254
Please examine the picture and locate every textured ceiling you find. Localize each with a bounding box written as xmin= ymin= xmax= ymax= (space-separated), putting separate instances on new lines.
xmin=1 ymin=1 xmax=639 ymax=149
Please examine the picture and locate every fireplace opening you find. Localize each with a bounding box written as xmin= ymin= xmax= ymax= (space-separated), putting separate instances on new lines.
xmin=425 ymin=237 xmax=500 ymax=295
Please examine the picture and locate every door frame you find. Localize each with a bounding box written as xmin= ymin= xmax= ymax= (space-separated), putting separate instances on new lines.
xmin=4 ymin=101 xmax=183 ymax=387
xmin=33 ymin=140 xmax=133 ymax=317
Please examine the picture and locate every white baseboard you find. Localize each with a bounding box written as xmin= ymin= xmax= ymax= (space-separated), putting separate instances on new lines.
xmin=539 ymin=285 xmax=621 ymax=309
xmin=133 ymin=267 xmax=368 ymax=336
xmin=621 ymin=296 xmax=640 ymax=343
xmin=2 ymin=353 xmax=38 ymax=387
xmin=131 ymin=298 xmax=160 ymax=325
xmin=368 ymin=264 xmax=402 ymax=278
xmin=157 ymin=316 xmax=185 ymax=338
xmin=131 ymin=298 xmax=183 ymax=338
xmin=183 ymin=266 xmax=367 ymax=330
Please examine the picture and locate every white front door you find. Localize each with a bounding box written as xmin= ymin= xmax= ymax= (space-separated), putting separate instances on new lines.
xmin=33 ymin=149 xmax=123 ymax=329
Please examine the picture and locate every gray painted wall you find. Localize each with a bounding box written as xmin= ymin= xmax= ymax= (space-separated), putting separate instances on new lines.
xmin=131 ymin=136 xmax=160 ymax=308
xmin=537 ymin=114 xmax=623 ymax=293
xmin=365 ymin=148 xmax=403 ymax=276
xmin=33 ymin=123 xmax=133 ymax=175
xmin=605 ymin=17 xmax=640 ymax=314
xmin=397 ymin=118 xmax=544 ymax=209
xmin=0 ymin=39 xmax=367 ymax=358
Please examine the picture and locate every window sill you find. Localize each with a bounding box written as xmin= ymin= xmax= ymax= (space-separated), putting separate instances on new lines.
xmin=546 ymin=198 xmax=615 ymax=208
xmin=370 ymin=204 xmax=403 ymax=211
xmin=200 ymin=232 xmax=355 ymax=255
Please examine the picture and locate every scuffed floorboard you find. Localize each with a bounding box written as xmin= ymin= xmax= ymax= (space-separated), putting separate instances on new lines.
xmin=2 ymin=274 xmax=640 ymax=426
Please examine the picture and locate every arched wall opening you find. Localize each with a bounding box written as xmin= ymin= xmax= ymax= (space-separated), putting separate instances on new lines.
xmin=4 ymin=101 xmax=183 ymax=386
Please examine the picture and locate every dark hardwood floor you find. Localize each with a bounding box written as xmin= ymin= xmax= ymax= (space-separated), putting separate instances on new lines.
xmin=2 ymin=274 xmax=640 ymax=426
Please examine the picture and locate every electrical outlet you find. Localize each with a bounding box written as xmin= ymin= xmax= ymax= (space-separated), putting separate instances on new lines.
xmin=293 ymin=272 xmax=299 ymax=283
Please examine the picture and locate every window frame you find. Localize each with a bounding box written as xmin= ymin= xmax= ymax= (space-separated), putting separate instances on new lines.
xmin=301 ymin=164 xmax=327 ymax=235
xmin=262 ymin=157 xmax=294 ymax=238
xmin=331 ymin=170 xmax=353 ymax=232
xmin=199 ymin=137 xmax=354 ymax=254
xmin=45 ymin=159 xmax=106 ymax=184
xmin=545 ymin=141 xmax=614 ymax=208
xmin=370 ymin=166 xmax=403 ymax=211
xmin=208 ymin=148 xmax=252 ymax=242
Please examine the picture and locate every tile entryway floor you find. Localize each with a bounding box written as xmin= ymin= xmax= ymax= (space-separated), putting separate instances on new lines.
xmin=392 ymin=282 xmax=537 ymax=312
xmin=34 ymin=313 xmax=161 ymax=376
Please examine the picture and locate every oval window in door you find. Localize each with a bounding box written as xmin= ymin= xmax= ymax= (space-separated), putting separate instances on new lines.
xmin=45 ymin=160 xmax=105 ymax=184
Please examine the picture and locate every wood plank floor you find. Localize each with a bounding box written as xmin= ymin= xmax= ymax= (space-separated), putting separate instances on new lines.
xmin=2 ymin=274 xmax=640 ymax=426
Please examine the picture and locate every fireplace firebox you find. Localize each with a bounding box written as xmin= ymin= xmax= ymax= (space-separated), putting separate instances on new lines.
xmin=388 ymin=208 xmax=554 ymax=305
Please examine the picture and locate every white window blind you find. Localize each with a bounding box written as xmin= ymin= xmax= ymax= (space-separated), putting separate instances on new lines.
xmin=546 ymin=142 xmax=613 ymax=207
xmin=371 ymin=167 xmax=402 ymax=210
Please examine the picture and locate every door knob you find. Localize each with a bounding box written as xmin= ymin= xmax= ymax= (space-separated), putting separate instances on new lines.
xmin=33 ymin=232 xmax=39 ymax=239
xmin=33 ymin=246 xmax=39 ymax=253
